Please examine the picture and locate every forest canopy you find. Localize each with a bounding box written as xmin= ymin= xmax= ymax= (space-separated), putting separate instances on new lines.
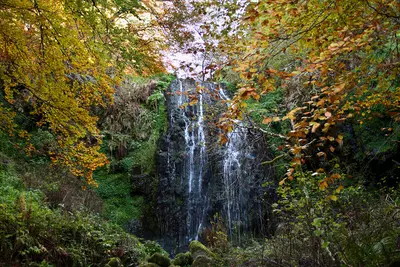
xmin=0 ymin=0 xmax=164 ymax=185
xmin=1 ymin=0 xmax=399 ymax=185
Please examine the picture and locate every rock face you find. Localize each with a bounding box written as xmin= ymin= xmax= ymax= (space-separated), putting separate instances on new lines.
xmin=153 ymin=78 xmax=273 ymax=253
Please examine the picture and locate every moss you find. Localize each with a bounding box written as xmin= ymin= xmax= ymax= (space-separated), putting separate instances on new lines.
xmin=106 ymin=257 xmax=122 ymax=267
xmin=172 ymin=251 xmax=193 ymax=266
xmin=191 ymin=255 xmax=213 ymax=267
xmin=148 ymin=252 xmax=171 ymax=267
xmin=189 ymin=240 xmax=216 ymax=259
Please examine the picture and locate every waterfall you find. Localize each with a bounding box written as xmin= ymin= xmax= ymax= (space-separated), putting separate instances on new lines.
xmin=155 ymin=78 xmax=269 ymax=253
xmin=197 ymin=91 xmax=206 ymax=193
xmin=219 ymin=87 xmax=248 ymax=243
xmin=172 ymin=79 xmax=208 ymax=242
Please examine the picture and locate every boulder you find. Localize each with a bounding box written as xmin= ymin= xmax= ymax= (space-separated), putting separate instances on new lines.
xmin=172 ymin=251 xmax=193 ymax=266
xmin=189 ymin=240 xmax=216 ymax=259
xmin=148 ymin=252 xmax=171 ymax=267
xmin=191 ymin=255 xmax=213 ymax=267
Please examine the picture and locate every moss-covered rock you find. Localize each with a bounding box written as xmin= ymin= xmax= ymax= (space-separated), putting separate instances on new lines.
xmin=191 ymin=255 xmax=213 ymax=267
xmin=189 ymin=240 xmax=216 ymax=259
xmin=172 ymin=251 xmax=193 ymax=266
xmin=148 ymin=252 xmax=171 ymax=267
xmin=106 ymin=257 xmax=122 ymax=267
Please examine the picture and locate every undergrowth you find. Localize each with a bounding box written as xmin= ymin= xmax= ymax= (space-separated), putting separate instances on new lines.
xmin=0 ymin=158 xmax=146 ymax=266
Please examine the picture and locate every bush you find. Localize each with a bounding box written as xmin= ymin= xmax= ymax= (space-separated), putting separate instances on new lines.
xmin=266 ymin=171 xmax=400 ymax=267
xmin=142 ymin=240 xmax=169 ymax=257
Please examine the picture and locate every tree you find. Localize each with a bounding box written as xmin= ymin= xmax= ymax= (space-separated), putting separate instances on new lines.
xmin=0 ymin=0 xmax=164 ymax=185
xmin=215 ymin=0 xmax=400 ymax=184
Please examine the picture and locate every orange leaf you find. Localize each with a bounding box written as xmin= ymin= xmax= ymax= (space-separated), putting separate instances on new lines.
xmin=292 ymin=146 xmax=302 ymax=154
xmin=330 ymin=174 xmax=341 ymax=180
xmin=262 ymin=117 xmax=272 ymax=124
xmin=335 ymin=185 xmax=344 ymax=193
xmin=319 ymin=181 xmax=328 ymax=190
xmin=220 ymin=134 xmax=228 ymax=144
xmin=311 ymin=122 xmax=320 ymax=133
xmin=336 ymin=138 xmax=343 ymax=146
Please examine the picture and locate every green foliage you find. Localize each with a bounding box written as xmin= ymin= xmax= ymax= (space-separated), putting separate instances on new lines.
xmin=247 ymin=88 xmax=291 ymax=177
xmin=94 ymin=171 xmax=144 ymax=226
xmin=142 ymin=240 xmax=169 ymax=258
xmin=267 ymin=171 xmax=400 ymax=266
xmin=0 ymin=163 xmax=147 ymax=266
xmin=93 ymin=74 xmax=173 ymax=228
xmin=352 ymin=119 xmax=400 ymax=160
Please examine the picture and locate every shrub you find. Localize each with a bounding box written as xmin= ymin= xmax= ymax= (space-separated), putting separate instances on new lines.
xmin=266 ymin=171 xmax=400 ymax=267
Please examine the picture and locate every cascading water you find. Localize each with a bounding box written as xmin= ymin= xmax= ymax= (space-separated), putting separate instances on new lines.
xmin=219 ymin=88 xmax=249 ymax=243
xmin=168 ymin=79 xmax=209 ymax=243
xmin=154 ymin=78 xmax=270 ymax=253
xmin=197 ymin=91 xmax=206 ymax=194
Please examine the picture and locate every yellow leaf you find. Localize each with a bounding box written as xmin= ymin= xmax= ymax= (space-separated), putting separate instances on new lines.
xmin=279 ymin=178 xmax=286 ymax=186
xmin=334 ymin=83 xmax=346 ymax=93
xmin=329 ymin=195 xmax=338 ymax=201
xmin=286 ymin=107 xmax=302 ymax=120
xmin=292 ymin=146 xmax=302 ymax=154
xmin=272 ymin=117 xmax=280 ymax=122
xmin=189 ymin=99 xmax=198 ymax=106
xmin=335 ymin=185 xmax=344 ymax=193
